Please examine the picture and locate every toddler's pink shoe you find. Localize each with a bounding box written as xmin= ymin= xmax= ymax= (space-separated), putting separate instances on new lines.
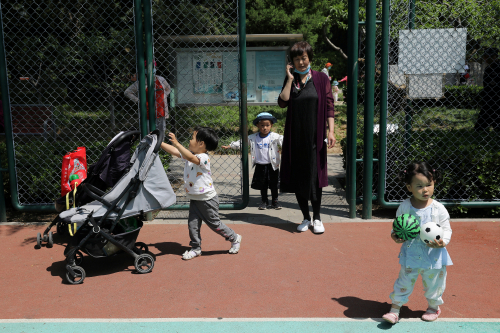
xmin=382 ymin=312 xmax=399 ymax=324
xmin=422 ymin=307 xmax=441 ymax=321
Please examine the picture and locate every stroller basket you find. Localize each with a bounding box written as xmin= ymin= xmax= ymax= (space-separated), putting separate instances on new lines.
xmin=80 ymin=220 xmax=144 ymax=258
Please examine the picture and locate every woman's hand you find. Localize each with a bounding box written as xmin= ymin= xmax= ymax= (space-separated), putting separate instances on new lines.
xmin=327 ymin=131 xmax=336 ymax=149
xmin=426 ymin=239 xmax=446 ymax=248
xmin=391 ymin=231 xmax=405 ymax=244
xmin=168 ymin=132 xmax=179 ymax=146
xmin=221 ymin=145 xmax=230 ymax=149
xmin=286 ymin=63 xmax=294 ymax=81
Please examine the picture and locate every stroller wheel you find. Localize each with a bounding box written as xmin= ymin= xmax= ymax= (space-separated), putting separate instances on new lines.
xmin=66 ymin=266 xmax=86 ymax=285
xmin=134 ymin=242 xmax=149 ymax=254
xmin=36 ymin=233 xmax=42 ymax=248
xmin=47 ymin=232 xmax=54 ymax=248
xmin=134 ymin=254 xmax=154 ymax=274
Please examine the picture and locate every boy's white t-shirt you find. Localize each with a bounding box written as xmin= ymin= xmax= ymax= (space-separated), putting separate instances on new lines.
xmin=254 ymin=133 xmax=271 ymax=164
xmin=180 ymin=152 xmax=216 ymax=200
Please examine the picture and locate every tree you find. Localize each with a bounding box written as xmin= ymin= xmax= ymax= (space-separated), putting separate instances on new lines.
xmin=246 ymin=0 xmax=332 ymax=48
xmin=320 ymin=0 xmax=500 ymax=61
xmin=3 ymin=0 xmax=136 ymax=120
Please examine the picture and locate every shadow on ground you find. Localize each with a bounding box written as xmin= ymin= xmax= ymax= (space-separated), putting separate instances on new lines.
xmin=332 ymin=296 xmax=425 ymax=327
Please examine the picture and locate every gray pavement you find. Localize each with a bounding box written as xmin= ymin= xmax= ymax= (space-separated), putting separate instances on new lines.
xmin=153 ymin=154 xmax=385 ymax=224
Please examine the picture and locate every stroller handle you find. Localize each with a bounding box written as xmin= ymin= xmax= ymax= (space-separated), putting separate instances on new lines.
xmin=111 ymin=130 xmax=140 ymax=148
xmin=151 ymin=129 xmax=165 ymax=153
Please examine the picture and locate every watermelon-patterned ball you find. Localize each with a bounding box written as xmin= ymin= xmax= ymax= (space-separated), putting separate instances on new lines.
xmin=393 ymin=214 xmax=421 ymax=240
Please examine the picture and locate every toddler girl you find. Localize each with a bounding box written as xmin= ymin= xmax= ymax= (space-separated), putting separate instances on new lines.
xmin=382 ymin=161 xmax=452 ymax=324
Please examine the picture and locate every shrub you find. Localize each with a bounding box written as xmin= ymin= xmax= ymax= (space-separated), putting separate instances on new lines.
xmin=442 ymin=85 xmax=483 ymax=110
xmin=341 ymin=127 xmax=500 ymax=214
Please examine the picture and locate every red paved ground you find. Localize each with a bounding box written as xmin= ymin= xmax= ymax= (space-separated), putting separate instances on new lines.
xmin=0 ymin=221 xmax=498 ymax=319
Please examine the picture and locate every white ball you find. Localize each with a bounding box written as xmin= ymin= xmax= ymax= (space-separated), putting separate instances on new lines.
xmin=419 ymin=222 xmax=443 ymax=244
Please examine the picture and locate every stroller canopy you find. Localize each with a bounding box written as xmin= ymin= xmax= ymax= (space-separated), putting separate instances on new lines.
xmin=61 ymin=132 xmax=175 ymax=223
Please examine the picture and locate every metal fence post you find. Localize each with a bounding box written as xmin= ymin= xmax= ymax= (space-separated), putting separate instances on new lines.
xmin=378 ymin=0 xmax=390 ymax=209
xmin=237 ymin=0 xmax=249 ymax=210
xmin=134 ymin=0 xmax=148 ymax=138
xmin=362 ymin=0 xmax=376 ymax=219
xmin=143 ymin=0 xmax=156 ymax=132
xmin=347 ymin=0 xmax=360 ymax=218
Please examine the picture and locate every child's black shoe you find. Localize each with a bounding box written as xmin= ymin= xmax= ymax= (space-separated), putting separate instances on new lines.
xmin=258 ymin=201 xmax=268 ymax=210
xmin=271 ymin=200 xmax=282 ymax=210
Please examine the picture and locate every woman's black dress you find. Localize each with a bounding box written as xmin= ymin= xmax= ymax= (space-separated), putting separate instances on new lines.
xmin=288 ymin=77 xmax=320 ymax=200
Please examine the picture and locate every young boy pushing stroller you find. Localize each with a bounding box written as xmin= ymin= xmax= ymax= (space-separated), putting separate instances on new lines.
xmin=160 ymin=126 xmax=242 ymax=260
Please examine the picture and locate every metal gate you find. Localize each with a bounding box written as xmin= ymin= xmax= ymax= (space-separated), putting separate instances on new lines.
xmin=0 ymin=0 xmax=248 ymax=214
xmin=346 ymin=0 xmax=500 ymax=219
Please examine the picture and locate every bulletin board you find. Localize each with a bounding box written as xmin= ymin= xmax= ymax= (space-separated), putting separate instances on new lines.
xmin=175 ymin=47 xmax=287 ymax=104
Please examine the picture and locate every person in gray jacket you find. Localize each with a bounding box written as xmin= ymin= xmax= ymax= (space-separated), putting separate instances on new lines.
xmin=222 ymin=112 xmax=283 ymax=210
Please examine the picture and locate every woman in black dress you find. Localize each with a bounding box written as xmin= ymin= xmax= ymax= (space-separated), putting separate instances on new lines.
xmin=278 ymin=41 xmax=336 ymax=234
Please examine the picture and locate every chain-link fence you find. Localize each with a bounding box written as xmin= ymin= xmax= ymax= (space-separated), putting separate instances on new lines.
xmin=349 ymin=0 xmax=500 ymax=208
xmin=1 ymin=0 xmax=245 ymax=208
xmin=1 ymin=0 xmax=139 ymax=206
xmin=151 ymin=0 xmax=244 ymax=207
xmin=381 ymin=0 xmax=500 ymax=204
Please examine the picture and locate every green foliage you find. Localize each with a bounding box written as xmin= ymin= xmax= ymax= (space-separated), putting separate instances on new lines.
xmin=390 ymin=0 xmax=500 ymax=53
xmin=442 ymin=85 xmax=483 ymax=110
xmin=172 ymin=105 xmax=287 ymax=154
xmin=153 ymin=0 xmax=237 ymax=36
xmin=341 ymin=122 xmax=500 ymax=215
xmin=246 ymin=0 xmax=332 ymax=48
xmin=4 ymin=1 xmax=136 ymax=109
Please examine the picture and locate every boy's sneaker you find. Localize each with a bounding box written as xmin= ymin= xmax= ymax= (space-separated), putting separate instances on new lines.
xmin=422 ymin=307 xmax=441 ymax=321
xmin=270 ymin=200 xmax=282 ymax=210
xmin=229 ymin=234 xmax=242 ymax=254
xmin=258 ymin=201 xmax=268 ymax=210
xmin=312 ymin=219 xmax=325 ymax=233
xmin=182 ymin=249 xmax=201 ymax=260
xmin=297 ymin=219 xmax=311 ymax=232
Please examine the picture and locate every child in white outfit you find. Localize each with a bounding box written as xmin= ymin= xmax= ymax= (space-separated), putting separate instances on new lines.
xmin=222 ymin=112 xmax=283 ymax=210
xmin=383 ymin=161 xmax=452 ymax=324
xmin=160 ymin=126 xmax=242 ymax=260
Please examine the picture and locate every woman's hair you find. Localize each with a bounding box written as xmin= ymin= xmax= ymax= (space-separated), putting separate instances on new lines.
xmin=397 ymin=161 xmax=442 ymax=185
xmin=194 ymin=126 xmax=219 ymax=151
xmin=290 ymin=41 xmax=313 ymax=61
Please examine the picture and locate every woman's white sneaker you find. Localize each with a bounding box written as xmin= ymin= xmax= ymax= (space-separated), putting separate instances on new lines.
xmin=297 ymin=219 xmax=311 ymax=232
xmin=312 ymin=219 xmax=325 ymax=233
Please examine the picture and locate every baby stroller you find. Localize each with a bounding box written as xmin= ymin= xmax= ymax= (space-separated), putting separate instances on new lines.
xmin=57 ymin=130 xmax=176 ymax=284
xmin=37 ymin=130 xmax=140 ymax=248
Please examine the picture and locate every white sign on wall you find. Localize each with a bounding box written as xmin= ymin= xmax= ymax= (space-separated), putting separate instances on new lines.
xmin=222 ymin=52 xmax=256 ymax=102
xmin=389 ymin=65 xmax=406 ymax=86
xmin=398 ymin=28 xmax=467 ymax=74
xmin=409 ymin=74 xmax=443 ymax=99
xmin=176 ymin=49 xmax=286 ymax=104
xmin=192 ymin=52 xmax=223 ymax=94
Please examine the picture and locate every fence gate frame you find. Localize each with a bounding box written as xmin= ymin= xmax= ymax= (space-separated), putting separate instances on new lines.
xmin=347 ymin=0 xmax=500 ymax=219
xmin=0 ymin=0 xmax=249 ymax=219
